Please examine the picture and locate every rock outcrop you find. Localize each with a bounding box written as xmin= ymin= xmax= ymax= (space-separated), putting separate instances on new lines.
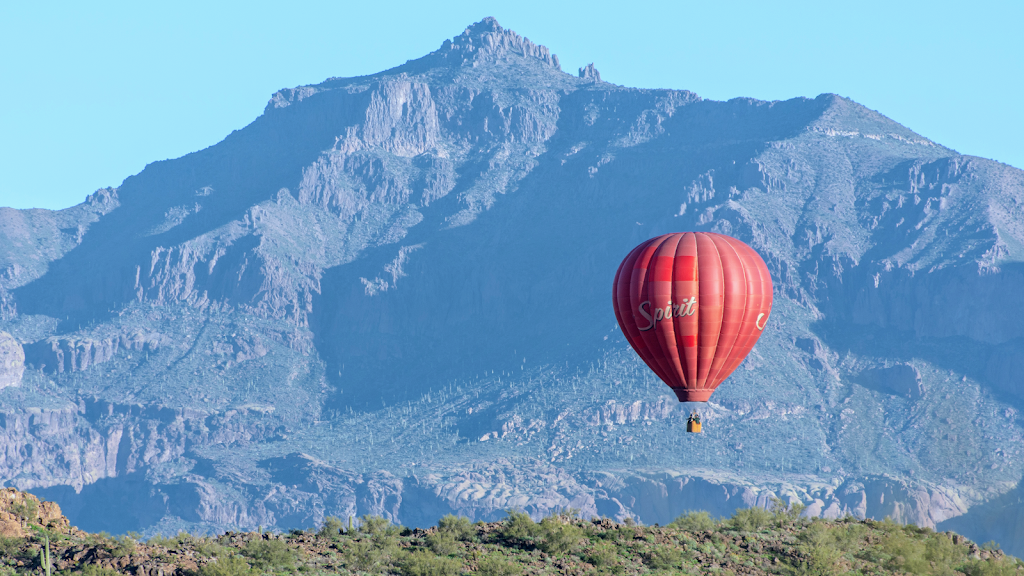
xmin=0 ymin=487 xmax=71 ymax=537
xmin=0 ymin=332 xmax=23 ymax=388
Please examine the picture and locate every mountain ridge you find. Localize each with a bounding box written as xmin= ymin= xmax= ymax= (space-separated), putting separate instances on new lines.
xmin=0 ymin=17 xmax=1022 ymax=555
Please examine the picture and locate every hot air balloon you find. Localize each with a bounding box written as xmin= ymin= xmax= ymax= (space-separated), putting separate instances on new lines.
xmin=612 ymin=232 xmax=772 ymax=430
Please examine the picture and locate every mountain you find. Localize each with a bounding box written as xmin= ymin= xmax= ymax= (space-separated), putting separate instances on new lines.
xmin=1 ymin=17 xmax=1023 ymax=553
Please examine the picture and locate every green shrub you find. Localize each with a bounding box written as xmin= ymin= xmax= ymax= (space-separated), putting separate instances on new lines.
xmin=961 ymin=557 xmax=1023 ymax=576
xmin=198 ymin=555 xmax=258 ymax=576
xmin=359 ymin=514 xmax=401 ymax=549
xmin=770 ymin=497 xmax=807 ymax=523
xmin=645 ymin=545 xmax=684 ymax=570
xmin=344 ymin=540 xmax=390 ymax=573
xmin=475 ymin=555 xmax=523 ymax=576
xmin=804 ymin=543 xmax=842 ymax=575
xmin=9 ymin=499 xmax=37 ymax=522
xmin=670 ymin=510 xmax=716 ymax=532
xmin=400 ymin=550 xmax=462 ymax=576
xmin=924 ymin=533 xmax=963 ymax=566
xmin=880 ymin=530 xmax=929 ymax=574
xmin=586 ymin=541 xmax=618 ymax=568
xmin=147 ymin=531 xmax=191 ymax=549
xmin=537 ymin=517 xmax=582 ymax=555
xmin=730 ymin=507 xmax=773 ymax=532
xmin=360 ymin=515 xmax=395 ymax=536
xmin=318 ymin=516 xmax=344 ymax=538
xmin=832 ymin=523 xmax=867 ymax=553
xmin=242 ymin=538 xmax=295 ymax=570
xmin=603 ymin=524 xmax=638 ymax=543
xmin=437 ymin=514 xmax=475 ymax=541
xmin=981 ymin=541 xmax=1002 ymax=552
xmin=73 ymin=567 xmax=120 ymax=576
xmin=790 ymin=521 xmax=841 ymax=576
xmin=878 ymin=517 xmax=902 ymax=533
xmin=799 ymin=521 xmax=832 ymax=546
xmin=425 ymin=532 xmax=460 ymax=556
xmin=193 ymin=538 xmax=231 ymax=559
xmin=109 ymin=535 xmax=136 ymax=558
xmin=0 ymin=536 xmax=21 ymax=557
xmin=500 ymin=510 xmax=537 ymax=544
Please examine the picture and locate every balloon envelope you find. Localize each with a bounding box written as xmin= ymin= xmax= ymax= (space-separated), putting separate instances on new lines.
xmin=612 ymin=232 xmax=773 ymax=402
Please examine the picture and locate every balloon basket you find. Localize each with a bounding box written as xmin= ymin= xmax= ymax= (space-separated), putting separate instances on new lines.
xmin=687 ymin=421 xmax=702 ymax=433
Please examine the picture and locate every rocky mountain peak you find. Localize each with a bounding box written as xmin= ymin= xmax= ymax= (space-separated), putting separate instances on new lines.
xmin=433 ymin=17 xmax=561 ymax=70
xmin=578 ymin=62 xmax=602 ymax=82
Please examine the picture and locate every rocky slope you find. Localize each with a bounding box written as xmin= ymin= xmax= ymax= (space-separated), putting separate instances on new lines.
xmin=0 ymin=488 xmax=1018 ymax=576
xmin=0 ymin=18 xmax=1022 ymax=555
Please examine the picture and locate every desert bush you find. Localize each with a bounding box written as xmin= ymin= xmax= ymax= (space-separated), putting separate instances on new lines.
xmin=537 ymin=516 xmax=582 ymax=555
xmin=880 ymin=530 xmax=929 ymax=574
xmin=344 ymin=540 xmax=390 ymax=573
xmin=360 ymin=515 xmax=402 ymax=548
xmin=198 ymin=555 xmax=258 ymax=576
xmin=924 ymin=533 xmax=963 ymax=567
xmin=108 ymin=535 xmax=136 ymax=558
xmin=360 ymin=515 xmax=394 ymax=536
xmin=877 ymin=516 xmax=902 ymax=533
xmin=669 ymin=510 xmax=716 ymax=532
xmin=499 ymin=510 xmax=537 ymax=544
xmin=0 ymin=536 xmax=20 ymax=557
xmin=400 ymin=550 xmax=462 ymax=576
xmin=831 ymin=523 xmax=867 ymax=553
xmin=799 ymin=521 xmax=832 ymax=546
xmin=770 ymin=497 xmax=807 ymax=523
xmin=475 ymin=555 xmax=523 ymax=576
xmin=9 ymin=499 xmax=37 ymax=522
xmin=795 ymin=523 xmax=842 ymax=576
xmin=318 ymin=516 xmax=344 ymax=538
xmin=961 ymin=557 xmax=1024 ymax=576
xmin=730 ymin=507 xmax=773 ymax=532
xmin=242 ymin=538 xmax=295 ymax=570
xmin=645 ymin=545 xmax=684 ymax=570
xmin=194 ymin=538 xmax=231 ymax=559
xmin=437 ymin=514 xmax=475 ymax=541
xmin=801 ymin=547 xmax=842 ymax=576
xmin=602 ymin=524 xmax=638 ymax=544
xmin=73 ymin=567 xmax=120 ymax=576
xmin=585 ymin=541 xmax=618 ymax=568
xmin=425 ymin=532 xmax=460 ymax=556
xmin=147 ymin=531 xmax=191 ymax=549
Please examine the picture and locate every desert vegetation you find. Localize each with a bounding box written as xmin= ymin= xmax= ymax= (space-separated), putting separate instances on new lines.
xmin=0 ymin=490 xmax=1019 ymax=576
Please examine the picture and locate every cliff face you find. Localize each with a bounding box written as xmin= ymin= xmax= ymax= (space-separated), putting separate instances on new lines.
xmin=0 ymin=332 xmax=23 ymax=388
xmin=1 ymin=17 xmax=1023 ymax=554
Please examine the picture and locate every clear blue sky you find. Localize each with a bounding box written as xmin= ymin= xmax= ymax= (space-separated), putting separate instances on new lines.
xmin=1 ymin=0 xmax=1020 ymax=210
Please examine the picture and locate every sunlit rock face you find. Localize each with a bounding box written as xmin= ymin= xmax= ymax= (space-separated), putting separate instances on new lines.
xmin=2 ymin=17 xmax=1024 ymax=554
xmin=0 ymin=332 xmax=23 ymax=389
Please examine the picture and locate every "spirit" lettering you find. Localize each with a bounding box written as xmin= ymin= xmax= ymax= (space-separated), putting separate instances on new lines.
xmin=638 ymin=298 xmax=697 ymax=331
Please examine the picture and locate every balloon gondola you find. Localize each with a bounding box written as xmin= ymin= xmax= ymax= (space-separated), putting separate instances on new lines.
xmin=612 ymin=232 xmax=773 ymax=433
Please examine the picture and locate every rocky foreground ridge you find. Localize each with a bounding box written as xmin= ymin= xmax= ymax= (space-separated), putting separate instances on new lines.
xmin=0 ymin=488 xmax=1019 ymax=576
xmin=0 ymin=17 xmax=1023 ymax=554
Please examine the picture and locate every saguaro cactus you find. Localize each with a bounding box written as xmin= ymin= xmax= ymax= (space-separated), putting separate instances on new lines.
xmin=39 ymin=536 xmax=51 ymax=576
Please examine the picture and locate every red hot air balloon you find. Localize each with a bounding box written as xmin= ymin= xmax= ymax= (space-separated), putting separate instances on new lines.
xmin=612 ymin=232 xmax=773 ymax=404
